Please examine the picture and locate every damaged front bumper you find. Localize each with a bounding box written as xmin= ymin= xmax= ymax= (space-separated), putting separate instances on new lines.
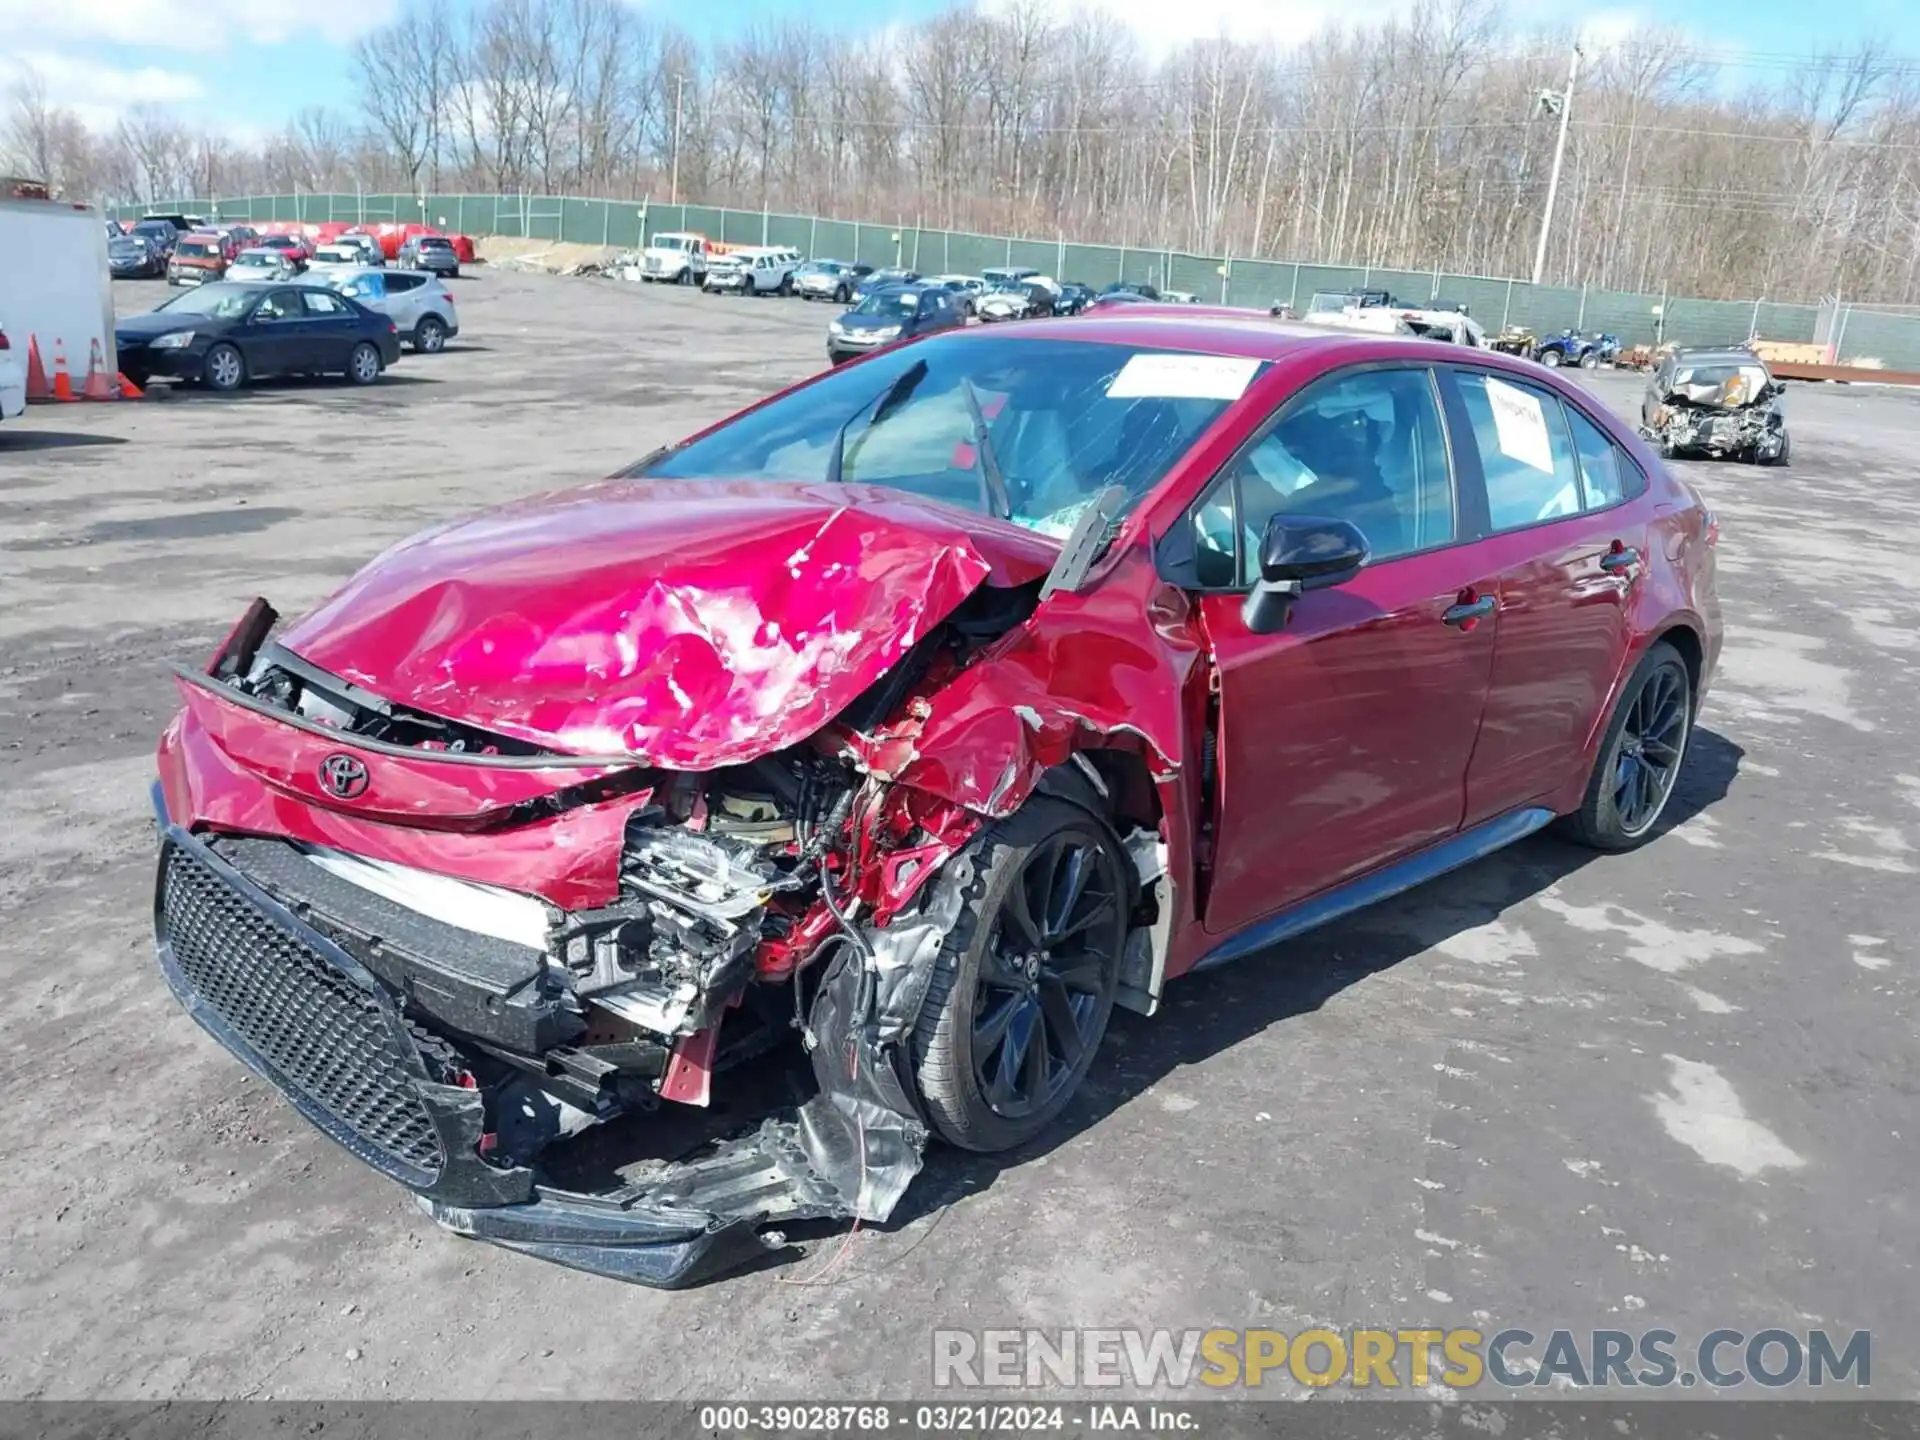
xmin=150 ymin=784 xmax=928 ymax=1288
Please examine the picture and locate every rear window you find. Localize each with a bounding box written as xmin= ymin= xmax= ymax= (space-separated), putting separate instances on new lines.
xmin=417 ymin=236 xmax=453 ymax=250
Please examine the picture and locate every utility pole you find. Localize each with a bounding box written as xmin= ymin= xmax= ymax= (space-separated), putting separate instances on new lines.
xmin=670 ymin=74 xmax=685 ymax=207
xmin=1530 ymin=43 xmax=1581 ymax=286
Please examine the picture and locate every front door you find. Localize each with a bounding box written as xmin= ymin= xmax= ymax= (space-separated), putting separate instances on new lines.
xmin=1441 ymin=369 xmax=1648 ymax=826
xmin=244 ymin=289 xmax=305 ymax=375
xmin=1180 ymin=365 xmax=1500 ymax=937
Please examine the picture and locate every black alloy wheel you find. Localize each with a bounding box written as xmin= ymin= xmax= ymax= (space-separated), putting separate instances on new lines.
xmin=912 ymin=799 xmax=1127 ymax=1151
xmin=1611 ymin=660 xmax=1688 ymax=837
xmin=1559 ymin=641 xmax=1693 ymax=851
xmin=970 ymin=834 xmax=1118 ymax=1118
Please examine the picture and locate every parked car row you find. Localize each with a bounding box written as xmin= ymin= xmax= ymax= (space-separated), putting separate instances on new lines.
xmin=113 ymin=268 xmax=459 ymax=395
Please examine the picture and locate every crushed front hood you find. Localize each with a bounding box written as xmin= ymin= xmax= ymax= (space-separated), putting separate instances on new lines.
xmin=280 ymin=479 xmax=1059 ymax=768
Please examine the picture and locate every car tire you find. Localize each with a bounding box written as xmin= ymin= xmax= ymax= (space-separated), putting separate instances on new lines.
xmin=1759 ymin=432 xmax=1791 ymax=467
xmin=1579 ymin=351 xmax=1600 ymax=368
xmin=346 ymin=342 xmax=382 ymax=385
xmin=835 ymin=285 xmax=849 ymax=304
xmin=779 ymin=274 xmax=793 ymax=296
xmin=1541 ymin=348 xmax=1563 ymax=367
xmin=911 ymin=798 xmax=1127 ymax=1153
xmin=1556 ymin=640 xmax=1693 ymax=852
xmin=202 ymin=343 xmax=246 ymax=393
xmin=412 ymin=316 xmax=447 ymax=353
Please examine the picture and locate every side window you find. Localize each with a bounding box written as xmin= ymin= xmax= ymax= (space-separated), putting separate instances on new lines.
xmin=254 ymin=291 xmax=297 ymax=320
xmin=1564 ymin=404 xmax=1624 ymax=508
xmin=383 ymin=273 xmax=416 ymax=293
xmin=1191 ymin=368 xmax=1456 ymax=586
xmin=301 ymin=290 xmax=349 ymax=317
xmin=1453 ymin=371 xmax=1584 ymax=530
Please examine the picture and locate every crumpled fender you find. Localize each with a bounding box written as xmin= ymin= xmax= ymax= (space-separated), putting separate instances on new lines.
xmin=846 ymin=566 xmax=1195 ymax=819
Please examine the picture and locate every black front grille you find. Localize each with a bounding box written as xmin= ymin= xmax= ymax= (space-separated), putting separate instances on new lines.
xmin=159 ymin=841 xmax=445 ymax=1179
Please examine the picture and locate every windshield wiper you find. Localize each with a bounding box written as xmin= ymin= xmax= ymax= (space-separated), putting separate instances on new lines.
xmin=1039 ymin=486 xmax=1128 ymax=601
xmin=958 ymin=377 xmax=1013 ymax=520
xmin=826 ymin=360 xmax=928 ymax=485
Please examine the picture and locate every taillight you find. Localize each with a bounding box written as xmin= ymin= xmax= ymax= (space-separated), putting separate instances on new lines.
xmin=1702 ymin=508 xmax=1720 ymax=547
xmin=0 ymin=329 xmax=10 ymax=351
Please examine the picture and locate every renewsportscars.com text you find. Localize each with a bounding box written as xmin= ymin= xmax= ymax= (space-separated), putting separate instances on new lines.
xmin=931 ymin=1327 xmax=1870 ymax=1391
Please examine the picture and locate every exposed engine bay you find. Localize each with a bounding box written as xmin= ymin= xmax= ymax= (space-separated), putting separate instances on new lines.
xmin=155 ymin=580 xmax=1167 ymax=1285
xmin=1642 ymin=355 xmax=1788 ymax=463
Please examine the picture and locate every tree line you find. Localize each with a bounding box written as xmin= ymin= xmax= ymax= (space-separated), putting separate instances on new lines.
xmin=7 ymin=0 xmax=1919 ymax=303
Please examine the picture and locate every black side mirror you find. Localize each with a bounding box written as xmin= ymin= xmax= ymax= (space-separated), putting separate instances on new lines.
xmin=1242 ymin=516 xmax=1370 ymax=634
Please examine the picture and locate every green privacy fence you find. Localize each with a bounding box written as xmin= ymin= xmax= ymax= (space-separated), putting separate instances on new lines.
xmin=118 ymin=192 xmax=1920 ymax=367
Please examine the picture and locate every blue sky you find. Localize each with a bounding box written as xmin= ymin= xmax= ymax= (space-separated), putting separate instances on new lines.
xmin=2 ymin=0 xmax=1912 ymax=142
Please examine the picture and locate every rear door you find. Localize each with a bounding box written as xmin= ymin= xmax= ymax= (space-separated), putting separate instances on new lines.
xmin=296 ymin=288 xmax=360 ymax=369
xmin=1171 ymin=364 xmax=1502 ymax=936
xmin=375 ymin=272 xmax=420 ymax=328
xmin=1441 ymin=367 xmax=1650 ymax=826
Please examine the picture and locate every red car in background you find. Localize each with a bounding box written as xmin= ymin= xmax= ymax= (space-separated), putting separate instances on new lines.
xmin=150 ymin=313 xmax=1720 ymax=1287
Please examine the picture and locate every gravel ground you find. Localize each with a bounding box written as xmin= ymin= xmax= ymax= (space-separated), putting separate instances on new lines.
xmin=0 ymin=271 xmax=1914 ymax=1401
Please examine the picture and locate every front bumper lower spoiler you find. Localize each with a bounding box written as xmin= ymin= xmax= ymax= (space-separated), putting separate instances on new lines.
xmin=149 ymin=784 xmax=921 ymax=1288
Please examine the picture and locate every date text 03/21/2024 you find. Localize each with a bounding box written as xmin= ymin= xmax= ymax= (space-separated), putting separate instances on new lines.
xmin=698 ymin=1405 xmax=1195 ymax=1432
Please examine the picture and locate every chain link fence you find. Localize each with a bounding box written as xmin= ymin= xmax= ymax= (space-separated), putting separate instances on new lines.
xmin=116 ymin=192 xmax=1920 ymax=368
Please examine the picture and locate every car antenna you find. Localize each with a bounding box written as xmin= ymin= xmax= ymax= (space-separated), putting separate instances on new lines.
xmin=957 ymin=376 xmax=1013 ymax=519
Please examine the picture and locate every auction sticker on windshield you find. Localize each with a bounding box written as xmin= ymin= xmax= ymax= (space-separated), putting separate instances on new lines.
xmin=1107 ymin=353 xmax=1260 ymax=401
xmin=1485 ymin=375 xmax=1555 ymax=474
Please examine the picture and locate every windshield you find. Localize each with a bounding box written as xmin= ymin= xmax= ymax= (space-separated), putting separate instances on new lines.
xmin=851 ymin=289 xmax=921 ymax=319
xmin=234 ymin=250 xmax=280 ymax=265
xmin=261 ymin=236 xmax=296 ymax=248
xmin=634 ymin=334 xmax=1262 ymax=538
xmin=176 ymin=241 xmax=216 ymax=257
xmin=156 ymin=285 xmax=255 ymax=319
xmin=651 ymin=235 xmax=692 ymax=251
xmin=313 ymin=247 xmax=354 ymax=262
xmin=800 ymin=261 xmax=844 ymax=276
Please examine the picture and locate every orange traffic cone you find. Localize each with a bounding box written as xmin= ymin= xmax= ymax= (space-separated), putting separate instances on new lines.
xmin=24 ymin=334 xmax=49 ymax=401
xmin=50 ymin=338 xmax=74 ymax=401
xmin=82 ymin=338 xmax=114 ymax=400
xmin=115 ymin=372 xmax=144 ymax=399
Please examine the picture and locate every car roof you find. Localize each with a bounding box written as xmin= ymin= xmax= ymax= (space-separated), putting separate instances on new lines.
xmin=960 ymin=309 xmax=1507 ymax=363
xmin=1671 ymin=347 xmax=1763 ymax=365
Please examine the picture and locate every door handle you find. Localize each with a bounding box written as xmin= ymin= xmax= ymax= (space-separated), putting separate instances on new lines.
xmin=1599 ymin=545 xmax=1641 ymax=574
xmin=1442 ymin=595 xmax=1497 ymax=627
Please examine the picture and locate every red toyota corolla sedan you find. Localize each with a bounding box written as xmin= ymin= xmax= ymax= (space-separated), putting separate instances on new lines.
xmin=151 ymin=311 xmax=1720 ymax=1286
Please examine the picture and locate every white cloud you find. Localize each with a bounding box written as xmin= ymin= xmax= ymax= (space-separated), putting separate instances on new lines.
xmin=0 ymin=50 xmax=205 ymax=129
xmin=0 ymin=0 xmax=391 ymax=51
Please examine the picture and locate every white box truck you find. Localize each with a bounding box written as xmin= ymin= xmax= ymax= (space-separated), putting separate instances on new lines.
xmin=0 ymin=187 xmax=118 ymax=414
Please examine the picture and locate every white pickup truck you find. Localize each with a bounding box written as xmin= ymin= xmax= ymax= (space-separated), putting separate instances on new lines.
xmin=702 ymin=246 xmax=801 ymax=296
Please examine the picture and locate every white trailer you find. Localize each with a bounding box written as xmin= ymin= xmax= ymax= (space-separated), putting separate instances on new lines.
xmin=0 ymin=192 xmax=117 ymax=411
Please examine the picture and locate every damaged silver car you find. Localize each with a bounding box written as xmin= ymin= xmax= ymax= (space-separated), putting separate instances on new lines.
xmin=1640 ymin=347 xmax=1791 ymax=465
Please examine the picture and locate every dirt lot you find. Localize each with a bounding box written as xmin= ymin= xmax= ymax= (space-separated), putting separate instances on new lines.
xmin=2 ymin=271 xmax=1916 ymax=1399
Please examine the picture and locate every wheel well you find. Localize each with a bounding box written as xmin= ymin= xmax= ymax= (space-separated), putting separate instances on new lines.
xmin=1036 ymin=749 xmax=1161 ymax=835
xmin=1655 ymin=623 xmax=1703 ymax=698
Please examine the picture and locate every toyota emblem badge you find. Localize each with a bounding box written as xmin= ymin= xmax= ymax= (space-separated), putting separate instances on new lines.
xmin=318 ymin=753 xmax=370 ymax=800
